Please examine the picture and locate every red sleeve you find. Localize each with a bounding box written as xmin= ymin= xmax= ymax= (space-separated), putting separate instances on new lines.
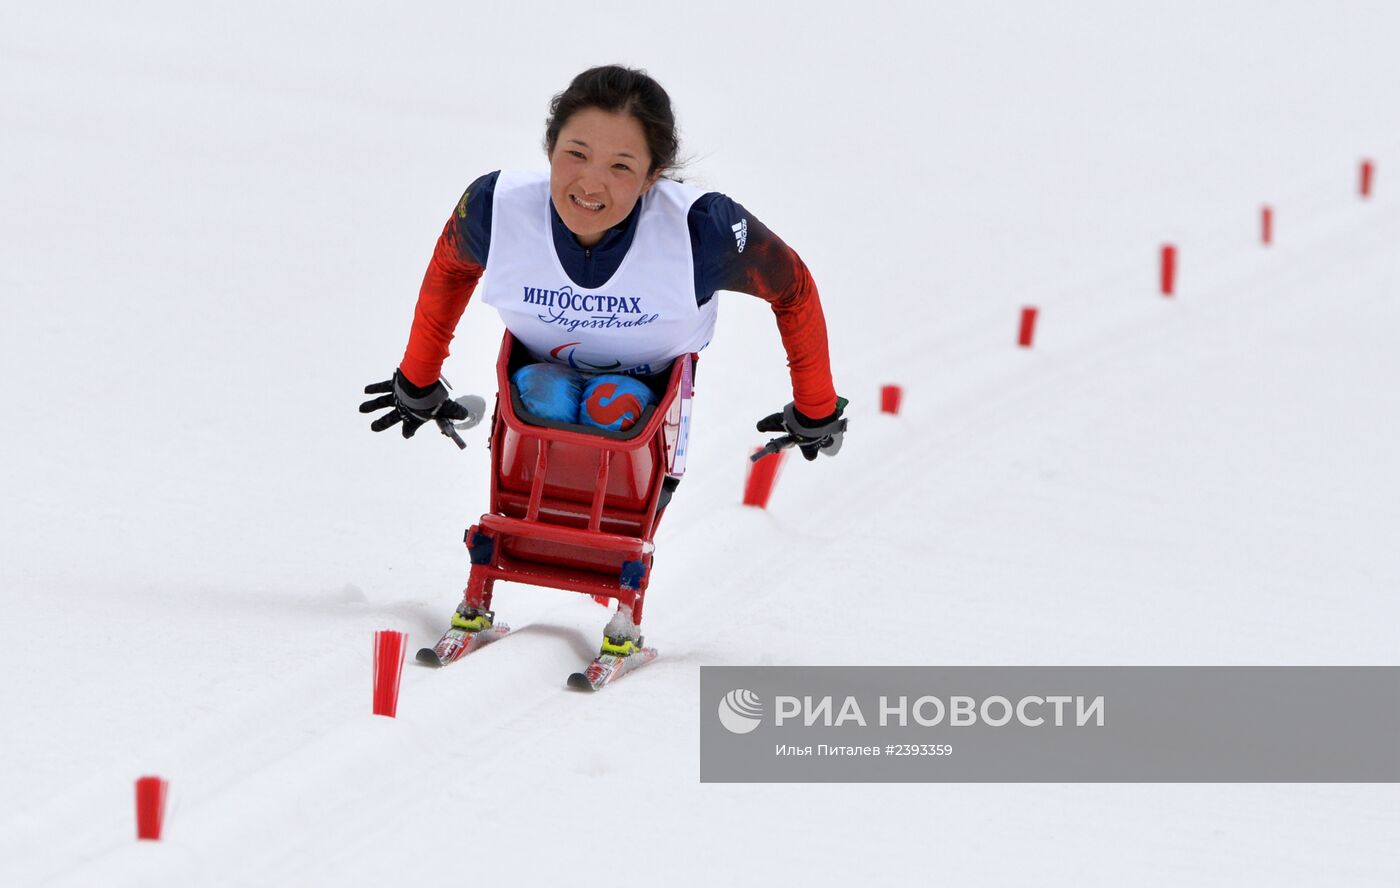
xmin=398 ymin=218 xmax=484 ymax=388
xmin=731 ymin=232 xmax=838 ymax=419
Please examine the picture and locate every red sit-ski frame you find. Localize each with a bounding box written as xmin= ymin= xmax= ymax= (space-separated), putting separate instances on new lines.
xmin=460 ymin=332 xmax=694 ymax=626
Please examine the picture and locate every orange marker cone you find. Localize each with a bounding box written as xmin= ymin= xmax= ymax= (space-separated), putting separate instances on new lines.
xmin=1160 ymin=244 xmax=1177 ymax=296
xmin=372 ymin=630 xmax=407 ymax=718
xmin=743 ymin=449 xmax=786 ymax=509
xmin=1018 ymin=307 xmax=1038 ymax=347
xmin=880 ymin=385 xmax=903 ymax=414
xmin=135 ymin=776 xmax=168 ymax=841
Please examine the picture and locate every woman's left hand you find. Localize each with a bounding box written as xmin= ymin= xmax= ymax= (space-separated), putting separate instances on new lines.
xmin=756 ymin=399 xmax=848 ymax=461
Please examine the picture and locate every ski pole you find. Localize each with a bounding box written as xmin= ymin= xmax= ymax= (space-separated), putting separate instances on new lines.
xmin=435 ymin=394 xmax=486 ymax=450
xmin=436 ymin=416 xmax=467 ymax=450
xmin=750 ymin=434 xmax=797 ymax=462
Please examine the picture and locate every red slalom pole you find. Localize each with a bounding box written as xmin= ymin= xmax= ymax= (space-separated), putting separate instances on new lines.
xmin=372 ymin=630 xmax=407 ymax=718
xmin=1261 ymin=205 xmax=1273 ymax=245
xmin=1360 ymin=159 xmax=1374 ymax=198
xmin=743 ymin=449 xmax=786 ymax=509
xmin=1018 ymin=307 xmax=1038 ymax=348
xmin=1160 ymin=244 xmax=1177 ymax=297
xmin=879 ymin=385 xmax=902 ymax=415
xmin=135 ymin=776 xmax=168 ymax=841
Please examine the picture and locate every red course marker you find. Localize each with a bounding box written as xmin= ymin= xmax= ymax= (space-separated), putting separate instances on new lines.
xmin=879 ymin=385 xmax=902 ymax=415
xmin=1160 ymin=244 xmax=1177 ymax=297
xmin=743 ymin=449 xmax=786 ymax=509
xmin=135 ymin=776 xmax=168 ymax=841
xmin=1018 ymin=307 xmax=1039 ymax=348
xmin=372 ymin=630 xmax=407 ymax=718
xmin=1261 ymin=205 xmax=1273 ymax=245
xmin=1360 ymin=159 xmax=1374 ymax=198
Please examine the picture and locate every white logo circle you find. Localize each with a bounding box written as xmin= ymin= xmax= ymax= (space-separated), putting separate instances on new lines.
xmin=718 ymin=688 xmax=764 ymax=734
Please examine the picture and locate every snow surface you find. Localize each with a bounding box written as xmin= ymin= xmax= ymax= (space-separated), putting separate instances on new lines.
xmin=3 ymin=1 xmax=1398 ymax=884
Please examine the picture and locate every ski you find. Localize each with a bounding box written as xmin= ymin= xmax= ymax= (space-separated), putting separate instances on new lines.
xmin=566 ymin=647 xmax=659 ymax=692
xmin=415 ymin=623 xmax=512 ymax=667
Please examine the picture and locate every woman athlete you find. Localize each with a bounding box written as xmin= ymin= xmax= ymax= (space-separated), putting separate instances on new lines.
xmin=360 ymin=65 xmax=847 ymax=660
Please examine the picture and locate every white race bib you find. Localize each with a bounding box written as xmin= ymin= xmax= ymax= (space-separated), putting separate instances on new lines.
xmin=479 ymin=170 xmax=717 ymax=377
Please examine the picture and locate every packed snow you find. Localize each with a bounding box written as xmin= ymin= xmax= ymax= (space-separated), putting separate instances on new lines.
xmin=2 ymin=2 xmax=1397 ymax=885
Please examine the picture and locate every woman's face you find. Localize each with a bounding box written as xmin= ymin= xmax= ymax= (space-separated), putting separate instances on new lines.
xmin=549 ymin=107 xmax=657 ymax=247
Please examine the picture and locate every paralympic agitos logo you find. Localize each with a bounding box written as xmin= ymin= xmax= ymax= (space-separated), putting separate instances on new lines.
xmin=549 ymin=341 xmax=621 ymax=371
xmin=523 ymin=284 xmax=660 ymax=336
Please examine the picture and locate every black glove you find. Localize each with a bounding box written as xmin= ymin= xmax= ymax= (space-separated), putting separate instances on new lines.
xmin=359 ymin=369 xmax=472 ymax=439
xmin=756 ymin=399 xmax=848 ymax=461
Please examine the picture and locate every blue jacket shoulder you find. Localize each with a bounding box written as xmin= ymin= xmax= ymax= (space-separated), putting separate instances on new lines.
xmin=687 ymin=191 xmax=753 ymax=305
xmin=452 ymin=170 xmax=500 ymax=266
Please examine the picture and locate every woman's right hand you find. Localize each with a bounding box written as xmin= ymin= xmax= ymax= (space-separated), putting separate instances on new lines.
xmin=359 ymin=370 xmax=472 ymax=439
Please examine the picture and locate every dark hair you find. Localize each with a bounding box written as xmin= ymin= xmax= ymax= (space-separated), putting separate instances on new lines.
xmin=544 ymin=65 xmax=680 ymax=177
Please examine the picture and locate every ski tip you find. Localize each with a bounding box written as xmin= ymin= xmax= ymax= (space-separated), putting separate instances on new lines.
xmin=415 ymin=648 xmax=444 ymax=668
xmin=566 ymin=672 xmax=598 ymax=692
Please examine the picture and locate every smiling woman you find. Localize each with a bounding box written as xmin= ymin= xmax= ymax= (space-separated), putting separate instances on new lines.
xmin=359 ymin=64 xmax=848 ymax=658
xmin=551 ymin=107 xmax=655 ymax=246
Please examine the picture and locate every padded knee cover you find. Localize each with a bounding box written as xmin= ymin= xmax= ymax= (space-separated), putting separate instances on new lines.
xmin=512 ymin=363 xmax=583 ymax=423
xmin=579 ymin=374 xmax=656 ymax=432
